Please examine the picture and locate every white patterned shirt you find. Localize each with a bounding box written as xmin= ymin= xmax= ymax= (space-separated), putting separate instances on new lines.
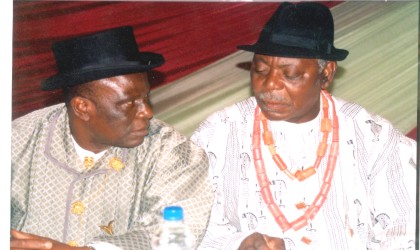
xmin=191 ymin=95 xmax=416 ymax=250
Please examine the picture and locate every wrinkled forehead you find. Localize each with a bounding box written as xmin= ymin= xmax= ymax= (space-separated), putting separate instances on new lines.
xmin=92 ymin=72 xmax=148 ymax=87
xmin=252 ymin=54 xmax=320 ymax=67
xmin=85 ymin=72 xmax=149 ymax=97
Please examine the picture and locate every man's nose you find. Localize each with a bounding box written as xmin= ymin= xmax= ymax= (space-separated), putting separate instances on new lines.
xmin=137 ymin=101 xmax=154 ymax=119
xmin=265 ymin=70 xmax=285 ymax=90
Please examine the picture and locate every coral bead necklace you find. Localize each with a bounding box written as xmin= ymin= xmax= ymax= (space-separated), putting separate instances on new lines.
xmin=251 ymin=90 xmax=339 ymax=232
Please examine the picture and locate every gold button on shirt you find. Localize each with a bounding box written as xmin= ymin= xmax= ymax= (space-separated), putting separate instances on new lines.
xmin=84 ymin=156 xmax=95 ymax=169
xmin=109 ymin=157 xmax=124 ymax=172
xmin=71 ymin=201 xmax=85 ymax=215
xmin=67 ymin=240 xmax=78 ymax=247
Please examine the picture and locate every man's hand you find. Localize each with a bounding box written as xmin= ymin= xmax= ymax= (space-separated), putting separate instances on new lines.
xmin=10 ymin=229 xmax=88 ymax=250
xmin=238 ymin=232 xmax=285 ymax=250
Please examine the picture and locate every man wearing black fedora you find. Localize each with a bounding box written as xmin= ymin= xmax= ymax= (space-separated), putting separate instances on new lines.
xmin=11 ymin=26 xmax=213 ymax=249
xmin=191 ymin=2 xmax=416 ymax=250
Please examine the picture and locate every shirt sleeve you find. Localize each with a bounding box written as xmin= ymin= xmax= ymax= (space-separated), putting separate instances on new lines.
xmin=191 ymin=117 xmax=252 ymax=250
xmin=196 ymin=202 xmax=251 ymax=250
xmin=348 ymin=107 xmax=417 ymax=249
xmin=92 ymin=127 xmax=214 ymax=249
xmin=369 ymin=132 xmax=417 ymax=249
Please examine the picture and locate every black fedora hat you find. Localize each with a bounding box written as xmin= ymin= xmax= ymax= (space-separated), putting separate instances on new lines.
xmin=238 ymin=2 xmax=348 ymax=61
xmin=41 ymin=26 xmax=165 ymax=90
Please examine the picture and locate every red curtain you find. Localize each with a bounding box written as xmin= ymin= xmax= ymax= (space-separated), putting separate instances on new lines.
xmin=13 ymin=1 xmax=340 ymax=120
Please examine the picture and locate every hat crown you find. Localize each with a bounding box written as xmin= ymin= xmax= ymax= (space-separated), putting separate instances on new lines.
xmin=53 ymin=26 xmax=140 ymax=73
xmin=260 ymin=2 xmax=334 ymax=53
xmin=42 ymin=26 xmax=164 ymax=90
xmin=237 ymin=2 xmax=348 ymax=61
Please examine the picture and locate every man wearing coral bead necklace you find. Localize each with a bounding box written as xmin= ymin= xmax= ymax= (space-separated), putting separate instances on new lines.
xmin=191 ymin=2 xmax=416 ymax=250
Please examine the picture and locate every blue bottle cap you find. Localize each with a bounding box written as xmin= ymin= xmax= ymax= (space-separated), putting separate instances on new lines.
xmin=163 ymin=206 xmax=184 ymax=221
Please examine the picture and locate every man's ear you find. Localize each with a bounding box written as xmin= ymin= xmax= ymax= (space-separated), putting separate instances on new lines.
xmin=70 ymin=96 xmax=93 ymax=121
xmin=321 ymin=61 xmax=337 ymax=89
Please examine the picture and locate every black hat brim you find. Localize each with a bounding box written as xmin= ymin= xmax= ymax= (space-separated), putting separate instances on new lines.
xmin=41 ymin=52 xmax=164 ymax=90
xmin=237 ymin=43 xmax=349 ymax=61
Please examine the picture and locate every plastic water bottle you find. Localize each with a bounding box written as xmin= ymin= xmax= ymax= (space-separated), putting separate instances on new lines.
xmin=152 ymin=206 xmax=195 ymax=250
